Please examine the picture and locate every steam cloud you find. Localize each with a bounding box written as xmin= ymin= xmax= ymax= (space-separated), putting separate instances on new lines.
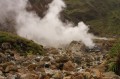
xmin=0 ymin=0 xmax=95 ymax=48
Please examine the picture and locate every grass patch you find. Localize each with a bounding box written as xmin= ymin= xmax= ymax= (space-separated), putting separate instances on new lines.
xmin=107 ymin=39 xmax=120 ymax=75
xmin=0 ymin=31 xmax=45 ymax=55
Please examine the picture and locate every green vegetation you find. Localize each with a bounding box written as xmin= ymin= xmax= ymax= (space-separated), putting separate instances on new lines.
xmin=0 ymin=31 xmax=45 ymax=55
xmin=63 ymin=0 xmax=120 ymax=37
xmin=109 ymin=40 xmax=120 ymax=57
xmin=28 ymin=0 xmax=120 ymax=36
xmin=108 ymin=40 xmax=120 ymax=75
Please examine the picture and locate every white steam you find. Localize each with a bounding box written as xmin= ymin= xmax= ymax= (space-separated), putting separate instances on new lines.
xmin=0 ymin=0 xmax=95 ymax=48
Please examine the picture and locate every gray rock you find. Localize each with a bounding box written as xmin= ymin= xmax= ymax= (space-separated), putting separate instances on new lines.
xmin=1 ymin=43 xmax=11 ymax=50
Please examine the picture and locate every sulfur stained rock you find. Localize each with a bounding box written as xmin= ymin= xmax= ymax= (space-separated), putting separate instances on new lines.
xmin=103 ymin=72 xmax=120 ymax=79
xmin=38 ymin=61 xmax=45 ymax=67
xmin=91 ymin=69 xmax=102 ymax=78
xmin=42 ymin=57 xmax=51 ymax=61
xmin=1 ymin=61 xmax=15 ymax=68
xmin=50 ymin=65 xmax=57 ymax=69
xmin=27 ymin=64 xmax=37 ymax=71
xmin=0 ymin=66 xmax=4 ymax=72
xmin=21 ymin=73 xmax=39 ymax=79
xmin=71 ymin=73 xmax=84 ymax=79
xmin=47 ymin=47 xmax=59 ymax=55
xmin=40 ymin=74 xmax=51 ymax=79
xmin=52 ymin=71 xmax=64 ymax=79
xmin=63 ymin=76 xmax=71 ymax=79
xmin=0 ymin=75 xmax=5 ymax=79
xmin=63 ymin=61 xmax=75 ymax=71
xmin=56 ymin=55 xmax=69 ymax=63
xmin=14 ymin=53 xmax=24 ymax=61
xmin=83 ymin=72 xmax=91 ymax=79
xmin=0 ymin=71 xmax=3 ymax=76
xmin=37 ymin=68 xmax=45 ymax=72
xmin=22 ymin=61 xmax=31 ymax=67
xmin=6 ymin=73 xmax=21 ymax=79
xmin=5 ymin=65 xmax=18 ymax=73
xmin=96 ymin=60 xmax=107 ymax=72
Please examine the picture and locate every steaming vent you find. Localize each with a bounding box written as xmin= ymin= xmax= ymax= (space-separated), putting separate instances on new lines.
xmin=0 ymin=0 xmax=95 ymax=48
xmin=84 ymin=45 xmax=102 ymax=52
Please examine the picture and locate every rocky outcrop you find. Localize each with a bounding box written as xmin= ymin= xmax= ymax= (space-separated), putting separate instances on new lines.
xmin=0 ymin=39 xmax=118 ymax=79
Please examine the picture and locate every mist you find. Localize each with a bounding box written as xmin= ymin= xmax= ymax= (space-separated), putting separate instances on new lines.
xmin=0 ymin=0 xmax=95 ymax=48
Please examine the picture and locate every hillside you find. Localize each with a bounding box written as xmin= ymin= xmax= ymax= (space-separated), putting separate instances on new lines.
xmin=29 ymin=0 xmax=120 ymax=37
xmin=64 ymin=0 xmax=120 ymax=37
xmin=0 ymin=0 xmax=120 ymax=37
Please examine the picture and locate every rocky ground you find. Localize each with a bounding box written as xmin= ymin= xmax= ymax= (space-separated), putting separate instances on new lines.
xmin=0 ymin=39 xmax=119 ymax=79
